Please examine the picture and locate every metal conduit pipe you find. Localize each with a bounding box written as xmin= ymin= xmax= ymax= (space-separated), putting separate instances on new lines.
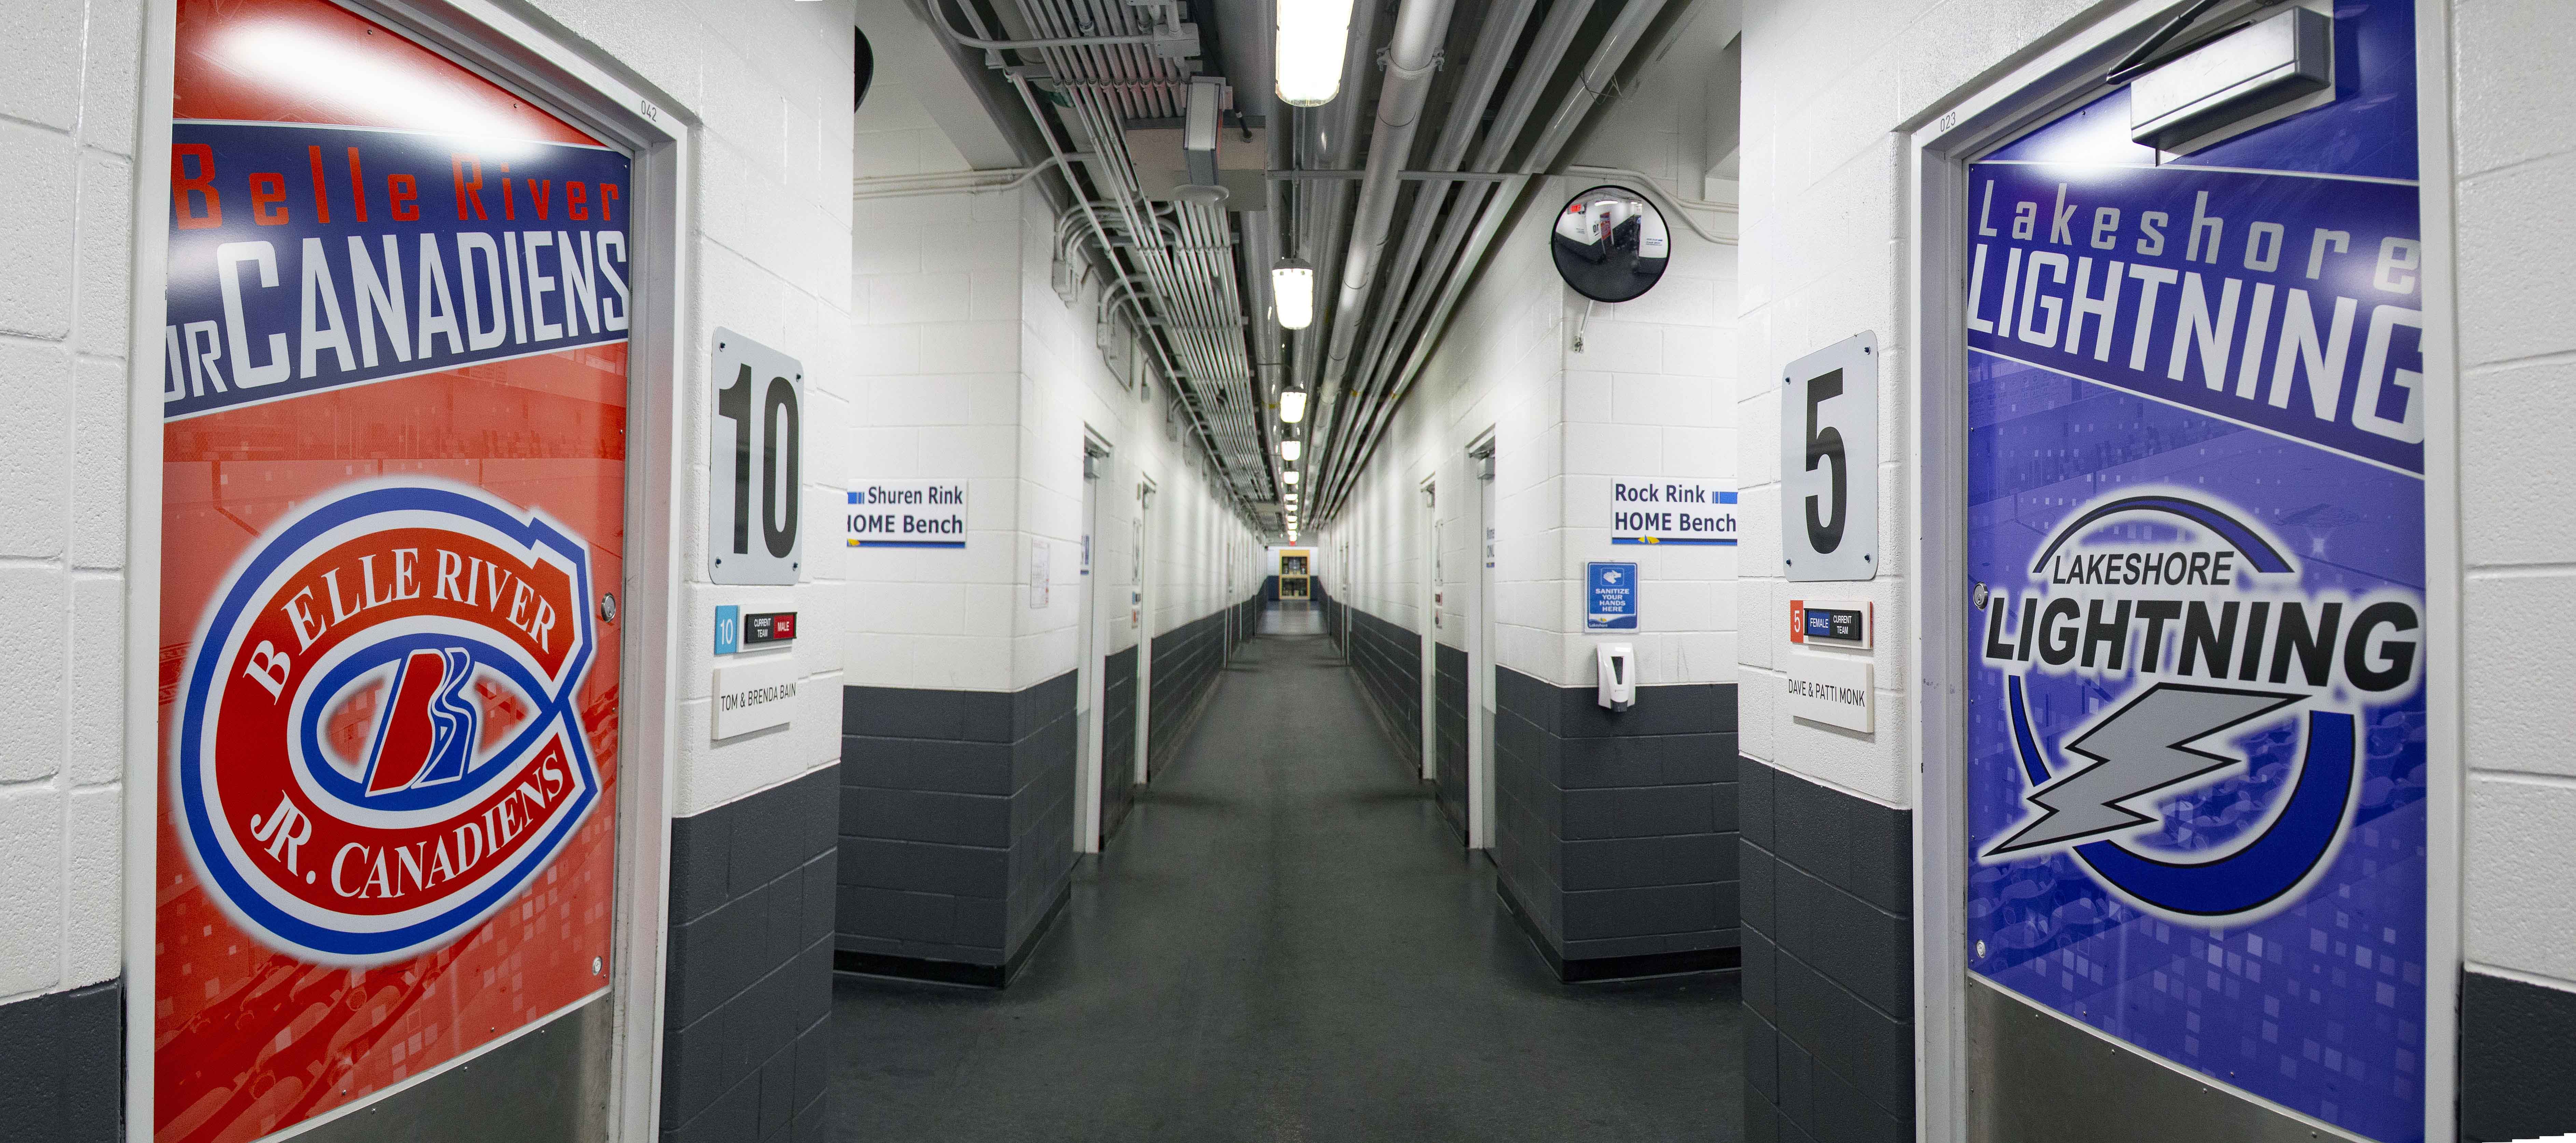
xmin=925 ymin=0 xmax=1153 ymax=52
xmin=1020 ymin=0 xmax=1269 ymax=507
xmin=1319 ymin=0 xmax=1456 ymax=371
xmin=1319 ymin=0 xmax=1670 ymax=516
xmin=1286 ymin=0 xmax=1381 ymax=428
xmin=1309 ymin=0 xmax=1593 ymax=503
xmin=1309 ymin=0 xmax=1542 ymax=496
xmin=946 ymin=6 xmax=1241 ymax=508
xmin=1319 ymin=0 xmax=1675 ymax=520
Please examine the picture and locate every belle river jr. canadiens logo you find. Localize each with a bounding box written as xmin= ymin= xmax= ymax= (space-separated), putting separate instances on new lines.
xmin=176 ymin=482 xmax=602 ymax=965
xmin=1975 ymin=488 xmax=2423 ymax=924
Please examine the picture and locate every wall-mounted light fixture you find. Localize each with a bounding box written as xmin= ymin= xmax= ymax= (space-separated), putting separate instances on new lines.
xmin=1275 ymin=0 xmax=1355 ymax=107
xmin=1272 ymin=258 xmax=1315 ymax=329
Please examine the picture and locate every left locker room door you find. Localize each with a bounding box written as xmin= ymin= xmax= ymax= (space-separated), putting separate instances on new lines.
xmin=155 ymin=1 xmax=630 ymax=1140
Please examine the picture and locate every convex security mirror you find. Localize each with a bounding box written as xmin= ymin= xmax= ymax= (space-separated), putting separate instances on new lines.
xmin=1549 ymin=184 xmax=1671 ymax=303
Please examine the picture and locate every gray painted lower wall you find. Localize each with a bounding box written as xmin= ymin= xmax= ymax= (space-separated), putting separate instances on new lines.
xmin=1148 ymin=610 xmax=1226 ymax=777
xmin=1101 ymin=646 xmax=1140 ymax=844
xmin=1346 ymin=606 xmax=1422 ymax=768
xmin=837 ymin=673 xmax=1078 ymax=983
xmin=0 ymin=978 xmax=120 ymax=1143
xmin=1741 ymin=756 xmax=1912 ymax=1143
xmin=662 ymin=764 xmax=839 ymax=1143
xmin=2463 ymin=970 xmax=2576 ymax=1142
xmin=1493 ymin=667 xmax=1740 ymax=980
xmin=1434 ymin=642 xmax=1468 ymax=839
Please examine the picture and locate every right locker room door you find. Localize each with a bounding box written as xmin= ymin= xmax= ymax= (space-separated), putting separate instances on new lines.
xmin=1962 ymin=4 xmax=2431 ymax=1141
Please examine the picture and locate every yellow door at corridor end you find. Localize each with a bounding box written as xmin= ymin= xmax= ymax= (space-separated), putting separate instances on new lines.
xmin=155 ymin=1 xmax=629 ymax=1138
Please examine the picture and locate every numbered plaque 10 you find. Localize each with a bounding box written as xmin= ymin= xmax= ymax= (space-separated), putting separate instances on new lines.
xmin=1780 ymin=332 xmax=1877 ymax=581
xmin=711 ymin=328 xmax=805 ymax=585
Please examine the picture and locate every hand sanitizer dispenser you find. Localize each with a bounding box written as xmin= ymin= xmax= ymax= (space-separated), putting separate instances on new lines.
xmin=1596 ymin=643 xmax=1636 ymax=711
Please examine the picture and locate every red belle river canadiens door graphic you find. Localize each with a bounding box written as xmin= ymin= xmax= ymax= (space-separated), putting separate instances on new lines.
xmin=157 ymin=1 xmax=629 ymax=1139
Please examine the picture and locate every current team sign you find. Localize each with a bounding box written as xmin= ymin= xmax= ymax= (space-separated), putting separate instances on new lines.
xmin=847 ymin=480 xmax=969 ymax=548
xmin=157 ymin=2 xmax=629 ymax=1138
xmin=1963 ymin=8 xmax=2427 ymax=1140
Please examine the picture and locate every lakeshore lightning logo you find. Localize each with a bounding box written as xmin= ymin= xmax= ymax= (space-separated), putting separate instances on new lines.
xmin=174 ymin=482 xmax=602 ymax=965
xmin=1974 ymin=488 xmax=2423 ymax=924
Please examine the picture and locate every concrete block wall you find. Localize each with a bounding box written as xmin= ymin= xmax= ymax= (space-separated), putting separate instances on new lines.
xmin=580 ymin=0 xmax=862 ymax=1135
xmin=1494 ymin=669 xmax=1742 ymax=980
xmin=834 ymin=0 xmax=1264 ymax=980
xmin=0 ymin=3 xmax=143 ymax=1134
xmin=1730 ymin=0 xmax=2095 ymax=1134
xmin=2446 ymin=1 xmax=2576 ymax=1136
xmin=660 ymin=767 xmax=839 ymax=1143
xmin=835 ymin=674 xmax=1076 ymax=980
xmin=1309 ymin=8 xmax=1745 ymax=977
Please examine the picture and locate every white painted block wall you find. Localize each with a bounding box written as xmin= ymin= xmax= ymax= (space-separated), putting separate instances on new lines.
xmin=1314 ymin=7 xmax=1743 ymax=693
xmin=1733 ymin=0 xmax=2097 ymax=812
xmin=0 ymin=0 xmax=143 ymax=1009
xmin=2449 ymin=0 xmax=2576 ymax=999
xmin=553 ymin=0 xmax=862 ymax=820
xmin=839 ymin=17 xmax=1261 ymax=704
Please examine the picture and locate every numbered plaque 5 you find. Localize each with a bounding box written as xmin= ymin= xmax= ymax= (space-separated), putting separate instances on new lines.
xmin=1780 ymin=331 xmax=1877 ymax=582
xmin=711 ymin=328 xmax=805 ymax=585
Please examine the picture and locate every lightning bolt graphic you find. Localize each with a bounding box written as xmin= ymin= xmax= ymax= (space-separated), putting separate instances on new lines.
xmin=1985 ymin=682 xmax=2305 ymax=858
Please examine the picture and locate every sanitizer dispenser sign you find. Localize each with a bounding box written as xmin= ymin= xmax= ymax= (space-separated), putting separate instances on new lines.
xmin=1962 ymin=6 xmax=2427 ymax=1141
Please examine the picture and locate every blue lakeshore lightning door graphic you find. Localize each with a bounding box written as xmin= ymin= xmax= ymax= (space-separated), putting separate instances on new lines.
xmin=1962 ymin=5 xmax=2428 ymax=1142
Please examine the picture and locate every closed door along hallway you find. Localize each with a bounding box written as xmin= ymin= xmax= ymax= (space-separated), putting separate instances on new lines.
xmin=831 ymin=607 xmax=1742 ymax=1141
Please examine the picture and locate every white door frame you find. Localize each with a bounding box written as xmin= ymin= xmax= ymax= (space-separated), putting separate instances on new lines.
xmin=1419 ymin=477 xmax=1439 ymax=782
xmin=121 ymin=1 xmax=693 ymax=1139
xmin=1133 ymin=477 xmax=1156 ymax=785
xmin=1467 ymin=433 xmax=1497 ymax=849
xmin=1077 ymin=438 xmax=1110 ymax=852
xmin=1899 ymin=4 xmax=2463 ymax=1140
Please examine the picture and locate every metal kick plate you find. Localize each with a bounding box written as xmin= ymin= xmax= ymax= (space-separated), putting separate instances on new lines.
xmin=297 ymin=996 xmax=613 ymax=1143
xmin=1966 ymin=975 xmax=2363 ymax=1143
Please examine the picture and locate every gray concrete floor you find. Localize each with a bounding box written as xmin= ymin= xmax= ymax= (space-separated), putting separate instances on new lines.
xmin=830 ymin=604 xmax=1743 ymax=1141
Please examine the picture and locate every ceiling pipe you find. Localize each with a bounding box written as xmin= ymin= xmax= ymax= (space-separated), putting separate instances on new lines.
xmin=1319 ymin=0 xmax=1677 ymax=521
xmin=1319 ymin=0 xmax=1458 ymax=379
xmin=1286 ymin=0 xmax=1382 ymax=438
xmin=1309 ymin=0 xmax=1547 ymax=499
xmin=1310 ymin=0 xmax=1595 ymax=507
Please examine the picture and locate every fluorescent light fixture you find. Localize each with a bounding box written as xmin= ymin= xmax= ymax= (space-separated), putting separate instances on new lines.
xmin=1280 ymin=439 xmax=1303 ymax=461
xmin=217 ymin=22 xmax=543 ymax=149
xmin=1282 ymin=470 xmax=1299 ymax=485
xmin=1272 ymin=259 xmax=1315 ymax=330
xmin=1279 ymin=388 xmax=1307 ymax=424
xmin=1276 ymin=0 xmax=1356 ymax=107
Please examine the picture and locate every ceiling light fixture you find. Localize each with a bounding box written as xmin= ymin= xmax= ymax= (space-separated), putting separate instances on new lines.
xmin=1275 ymin=0 xmax=1355 ymax=107
xmin=1282 ymin=469 xmax=1299 ymax=485
xmin=1279 ymin=387 xmax=1307 ymax=424
xmin=1280 ymin=439 xmax=1302 ymax=461
xmin=1272 ymin=258 xmax=1315 ymax=330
